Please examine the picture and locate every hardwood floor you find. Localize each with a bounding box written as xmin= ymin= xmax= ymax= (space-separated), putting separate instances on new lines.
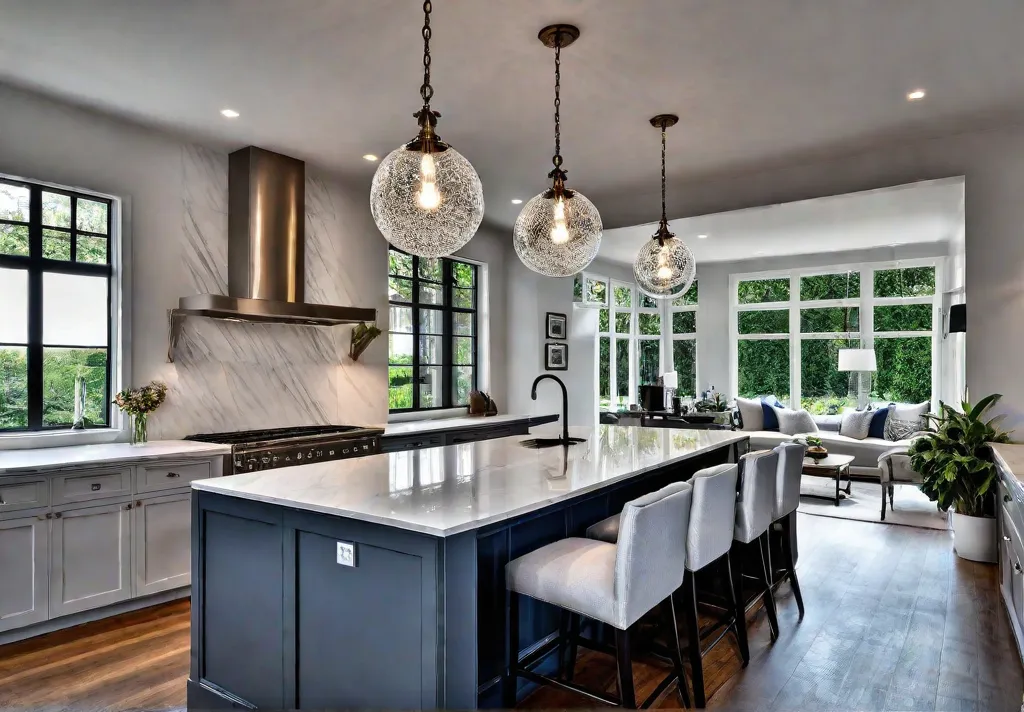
xmin=0 ymin=514 xmax=1020 ymax=711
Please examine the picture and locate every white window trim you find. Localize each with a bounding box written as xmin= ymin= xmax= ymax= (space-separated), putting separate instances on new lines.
xmin=729 ymin=257 xmax=942 ymax=410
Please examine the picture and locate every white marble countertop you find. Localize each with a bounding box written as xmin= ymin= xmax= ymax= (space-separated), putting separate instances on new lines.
xmin=0 ymin=440 xmax=231 ymax=475
xmin=382 ymin=413 xmax=557 ymax=437
xmin=991 ymin=443 xmax=1024 ymax=497
xmin=193 ymin=424 xmax=748 ymax=537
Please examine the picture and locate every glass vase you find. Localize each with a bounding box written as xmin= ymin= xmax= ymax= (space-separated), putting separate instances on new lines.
xmin=131 ymin=413 xmax=149 ymax=446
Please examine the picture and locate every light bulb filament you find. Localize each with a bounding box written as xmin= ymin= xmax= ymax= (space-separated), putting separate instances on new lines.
xmin=416 ymin=152 xmax=441 ymax=210
xmin=550 ymin=198 xmax=569 ymax=244
xmin=655 ymin=245 xmax=673 ymax=282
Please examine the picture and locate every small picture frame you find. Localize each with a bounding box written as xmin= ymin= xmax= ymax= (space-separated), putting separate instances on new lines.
xmin=545 ymin=342 xmax=568 ymax=371
xmin=545 ymin=312 xmax=567 ymax=340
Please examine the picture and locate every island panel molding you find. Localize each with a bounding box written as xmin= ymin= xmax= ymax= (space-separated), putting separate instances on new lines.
xmin=189 ymin=426 xmax=751 ymax=709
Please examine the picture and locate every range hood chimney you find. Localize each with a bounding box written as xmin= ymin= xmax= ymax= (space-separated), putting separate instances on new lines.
xmin=176 ymin=147 xmax=376 ymax=326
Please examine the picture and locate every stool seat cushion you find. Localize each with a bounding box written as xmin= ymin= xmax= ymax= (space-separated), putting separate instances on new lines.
xmin=506 ymin=538 xmax=617 ymax=625
xmin=586 ymin=513 xmax=620 ymax=543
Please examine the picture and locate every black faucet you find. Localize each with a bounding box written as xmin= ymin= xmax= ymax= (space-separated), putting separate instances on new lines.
xmin=531 ymin=374 xmax=570 ymax=443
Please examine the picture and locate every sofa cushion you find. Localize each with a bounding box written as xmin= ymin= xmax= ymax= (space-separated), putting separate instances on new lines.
xmin=746 ymin=431 xmax=794 ymax=452
xmin=885 ymin=416 xmax=921 ymax=442
xmin=813 ymin=415 xmax=842 ymax=432
xmin=773 ymin=407 xmax=818 ymax=436
xmin=868 ymin=407 xmax=891 ymax=439
xmin=839 ymin=409 xmax=875 ymax=439
xmin=736 ymin=397 xmax=764 ymax=431
xmin=892 ymin=401 xmax=929 ymax=431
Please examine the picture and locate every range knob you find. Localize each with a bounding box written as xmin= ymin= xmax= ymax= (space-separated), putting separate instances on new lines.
xmin=261 ymin=455 xmax=271 ymax=465
xmin=307 ymin=450 xmax=314 ymax=460
xmin=246 ymin=457 xmax=258 ymax=471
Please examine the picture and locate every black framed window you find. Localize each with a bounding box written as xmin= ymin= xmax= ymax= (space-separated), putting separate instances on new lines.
xmin=0 ymin=178 xmax=114 ymax=431
xmin=388 ymin=248 xmax=478 ymax=412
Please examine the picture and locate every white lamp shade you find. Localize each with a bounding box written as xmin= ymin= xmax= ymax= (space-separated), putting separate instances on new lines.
xmin=838 ymin=348 xmax=877 ymax=372
xmin=662 ymin=371 xmax=678 ymax=390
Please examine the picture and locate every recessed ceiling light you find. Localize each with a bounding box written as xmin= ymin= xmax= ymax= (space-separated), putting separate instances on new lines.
xmin=697 ymin=234 xmax=708 ymax=239
xmin=362 ymin=154 xmax=379 ymax=162
xmin=511 ymin=199 xmax=523 ymax=204
xmin=906 ymin=89 xmax=926 ymax=101
xmin=220 ymin=109 xmax=240 ymax=118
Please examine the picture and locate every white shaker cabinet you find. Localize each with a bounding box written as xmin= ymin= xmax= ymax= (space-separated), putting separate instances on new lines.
xmin=48 ymin=501 xmax=133 ymax=618
xmin=133 ymin=492 xmax=191 ymax=596
xmin=0 ymin=515 xmax=49 ymax=633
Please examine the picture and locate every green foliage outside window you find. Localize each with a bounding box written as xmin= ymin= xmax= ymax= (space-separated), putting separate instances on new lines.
xmin=672 ymin=311 xmax=696 ymax=334
xmin=874 ymin=304 xmax=932 ymax=331
xmin=638 ymin=313 xmax=660 ymax=335
xmin=0 ymin=348 xmax=108 ymax=429
xmin=672 ymin=340 xmax=696 ymax=398
xmin=738 ymin=278 xmax=789 ymax=304
xmin=800 ymin=307 xmax=859 ymax=333
xmin=800 ymin=339 xmax=857 ymax=414
xmin=738 ymin=310 xmax=788 ymax=334
xmin=800 ymin=272 xmax=859 ymax=301
xmin=737 ymin=339 xmax=789 ymax=402
xmin=873 ymin=337 xmax=931 ymax=404
xmin=672 ymin=280 xmax=698 ymax=306
xmin=874 ymin=267 xmax=935 ymax=298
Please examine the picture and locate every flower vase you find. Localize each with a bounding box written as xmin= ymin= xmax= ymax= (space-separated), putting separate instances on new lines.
xmin=131 ymin=413 xmax=149 ymax=446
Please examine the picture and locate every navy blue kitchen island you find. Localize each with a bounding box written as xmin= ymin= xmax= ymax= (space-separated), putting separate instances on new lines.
xmin=187 ymin=425 xmax=750 ymax=710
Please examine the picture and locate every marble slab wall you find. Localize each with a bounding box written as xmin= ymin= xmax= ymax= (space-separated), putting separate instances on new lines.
xmin=149 ymin=145 xmax=388 ymax=439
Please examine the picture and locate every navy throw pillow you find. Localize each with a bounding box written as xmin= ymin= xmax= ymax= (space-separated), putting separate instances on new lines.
xmin=761 ymin=400 xmax=780 ymax=431
xmin=868 ymin=407 xmax=890 ymax=439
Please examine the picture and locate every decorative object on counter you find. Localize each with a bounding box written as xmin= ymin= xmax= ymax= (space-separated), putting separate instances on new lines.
xmin=695 ymin=391 xmax=729 ymax=413
xmin=513 ymin=24 xmax=602 ymax=277
xmin=544 ymin=342 xmax=568 ymax=370
xmin=468 ymin=390 xmax=498 ymax=416
xmin=545 ymin=312 xmax=567 ymax=339
xmin=633 ymin=114 xmax=695 ymax=301
xmin=72 ymin=372 xmax=87 ymax=430
xmin=671 ymin=396 xmax=685 ymax=416
xmin=909 ymin=393 xmax=1011 ymax=562
xmin=348 ymin=322 xmax=382 ymax=361
xmin=369 ymin=0 xmax=483 ymax=258
xmin=804 ymin=435 xmax=829 ymax=461
xmin=521 ymin=374 xmax=585 ymax=448
xmin=113 ymin=381 xmax=168 ymax=446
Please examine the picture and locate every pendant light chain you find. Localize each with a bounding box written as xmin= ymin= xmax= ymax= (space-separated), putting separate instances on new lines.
xmin=419 ymin=0 xmax=433 ymax=108
xmin=552 ymin=33 xmax=562 ymax=170
xmin=660 ymin=123 xmax=667 ymax=225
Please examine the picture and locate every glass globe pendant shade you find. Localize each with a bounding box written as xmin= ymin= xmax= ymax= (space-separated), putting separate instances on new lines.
xmin=634 ymin=234 xmax=696 ymax=299
xmin=370 ymin=144 xmax=484 ymax=258
xmin=513 ymin=190 xmax=603 ymax=277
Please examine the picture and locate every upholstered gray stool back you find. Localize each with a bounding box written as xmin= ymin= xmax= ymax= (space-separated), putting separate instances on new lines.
xmin=686 ymin=463 xmax=739 ymax=571
xmin=734 ymin=450 xmax=780 ymax=544
xmin=613 ymin=481 xmax=693 ymax=628
xmin=773 ymin=442 xmax=806 ymax=520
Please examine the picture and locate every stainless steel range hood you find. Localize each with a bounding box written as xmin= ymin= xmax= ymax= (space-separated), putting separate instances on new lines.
xmin=176 ymin=147 xmax=376 ymax=326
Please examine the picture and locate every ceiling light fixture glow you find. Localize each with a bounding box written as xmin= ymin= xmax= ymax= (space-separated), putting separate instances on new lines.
xmin=220 ymin=109 xmax=240 ymax=118
xmin=907 ymin=89 xmax=926 ymax=101
xmin=511 ymin=199 xmax=523 ymax=204
xmin=697 ymin=234 xmax=708 ymax=239
xmin=363 ymin=154 xmax=379 ymax=162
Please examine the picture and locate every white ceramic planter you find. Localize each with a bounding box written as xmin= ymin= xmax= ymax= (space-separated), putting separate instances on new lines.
xmin=951 ymin=511 xmax=997 ymax=563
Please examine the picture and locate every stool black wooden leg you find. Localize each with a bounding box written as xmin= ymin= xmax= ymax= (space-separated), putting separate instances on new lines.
xmin=758 ymin=533 xmax=780 ymax=642
xmin=725 ymin=552 xmax=750 ymax=666
xmin=504 ymin=591 xmax=519 ymax=708
xmin=614 ymin=627 xmax=636 ymax=709
xmin=557 ymin=610 xmax=570 ymax=679
xmin=780 ymin=517 xmax=804 ymax=619
xmin=666 ymin=594 xmax=692 ymax=708
xmin=682 ymin=571 xmax=706 ymax=708
xmin=566 ymin=613 xmax=580 ymax=682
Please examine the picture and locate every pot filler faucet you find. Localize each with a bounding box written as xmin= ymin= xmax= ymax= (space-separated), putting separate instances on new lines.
xmin=528 ymin=374 xmax=585 ymax=447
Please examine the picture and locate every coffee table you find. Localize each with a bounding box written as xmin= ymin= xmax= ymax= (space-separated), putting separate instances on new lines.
xmin=801 ymin=454 xmax=855 ymax=506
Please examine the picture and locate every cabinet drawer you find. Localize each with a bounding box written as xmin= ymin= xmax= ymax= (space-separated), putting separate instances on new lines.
xmin=136 ymin=461 xmax=212 ymax=493
xmin=0 ymin=478 xmax=49 ymax=517
xmin=51 ymin=468 xmax=132 ymax=505
xmin=446 ymin=426 xmax=514 ymax=446
xmin=1004 ymin=507 xmax=1024 ymax=570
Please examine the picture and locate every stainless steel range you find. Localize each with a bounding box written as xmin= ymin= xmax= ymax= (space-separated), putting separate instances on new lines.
xmin=185 ymin=425 xmax=384 ymax=475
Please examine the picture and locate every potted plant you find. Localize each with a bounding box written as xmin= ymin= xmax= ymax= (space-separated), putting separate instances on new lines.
xmin=805 ymin=435 xmax=828 ymax=461
xmin=908 ymin=393 xmax=1011 ymax=562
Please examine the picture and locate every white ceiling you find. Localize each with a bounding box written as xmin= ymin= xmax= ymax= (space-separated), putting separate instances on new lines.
xmin=0 ymin=1 xmax=1018 ymax=229
xmin=598 ymin=178 xmax=965 ymax=265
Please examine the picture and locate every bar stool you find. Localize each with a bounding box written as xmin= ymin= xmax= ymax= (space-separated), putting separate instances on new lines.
xmin=505 ymin=482 xmax=693 ymax=709
xmin=731 ymin=450 xmax=781 ymax=643
xmin=587 ymin=463 xmax=743 ymax=708
xmin=770 ymin=442 xmax=806 ymax=618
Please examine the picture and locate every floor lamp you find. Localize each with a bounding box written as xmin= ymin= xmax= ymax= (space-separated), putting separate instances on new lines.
xmin=838 ymin=348 xmax=877 ymax=410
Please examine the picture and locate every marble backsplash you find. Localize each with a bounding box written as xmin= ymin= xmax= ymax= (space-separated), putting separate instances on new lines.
xmin=149 ymin=145 xmax=388 ymax=439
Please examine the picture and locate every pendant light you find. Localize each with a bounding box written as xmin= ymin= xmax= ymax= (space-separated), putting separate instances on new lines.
xmin=633 ymin=115 xmax=695 ymax=300
xmin=513 ymin=25 xmax=602 ymax=278
xmin=370 ymin=0 xmax=484 ymax=258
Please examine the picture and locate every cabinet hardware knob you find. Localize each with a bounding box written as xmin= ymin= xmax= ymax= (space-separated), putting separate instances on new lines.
xmin=1006 ymin=494 xmax=1013 ymax=503
xmin=1016 ymin=562 xmax=1023 ymax=573
xmin=136 ymin=501 xmax=142 ymax=507
xmin=91 ymin=483 xmax=101 ymax=491
xmin=54 ymin=512 xmax=62 ymax=518
xmin=166 ymin=472 xmax=181 ymax=478
xmin=125 ymin=504 xmax=132 ymax=510
xmin=1006 ymin=535 xmax=1014 ymax=542
xmin=46 ymin=513 xmax=53 ymax=519
xmin=38 ymin=514 xmax=46 ymax=521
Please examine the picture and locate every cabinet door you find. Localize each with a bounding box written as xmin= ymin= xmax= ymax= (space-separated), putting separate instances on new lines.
xmin=133 ymin=492 xmax=191 ymax=597
xmin=0 ymin=516 xmax=49 ymax=632
xmin=49 ymin=501 xmax=132 ymax=618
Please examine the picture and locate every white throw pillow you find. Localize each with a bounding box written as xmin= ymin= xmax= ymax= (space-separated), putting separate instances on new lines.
xmin=735 ymin=397 xmax=764 ymax=431
xmin=772 ymin=407 xmax=818 ymax=436
xmin=839 ymin=409 xmax=875 ymax=440
xmin=892 ymin=401 xmax=929 ymax=430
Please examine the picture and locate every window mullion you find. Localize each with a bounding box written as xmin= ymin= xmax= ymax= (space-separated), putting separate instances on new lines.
xmin=411 ymin=255 xmax=421 ymax=411
xmin=26 ymin=186 xmax=43 ymax=430
xmin=441 ymin=259 xmax=452 ymax=409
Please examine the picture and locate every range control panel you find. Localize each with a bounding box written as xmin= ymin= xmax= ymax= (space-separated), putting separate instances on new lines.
xmin=233 ymin=437 xmax=379 ymax=473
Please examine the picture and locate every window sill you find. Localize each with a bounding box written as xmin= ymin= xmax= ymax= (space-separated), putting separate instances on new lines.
xmin=0 ymin=427 xmax=126 ymax=451
xmin=388 ymin=408 xmax=469 ymax=424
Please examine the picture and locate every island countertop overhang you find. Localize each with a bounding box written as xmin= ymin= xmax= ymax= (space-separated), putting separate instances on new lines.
xmin=191 ymin=425 xmax=749 ymax=537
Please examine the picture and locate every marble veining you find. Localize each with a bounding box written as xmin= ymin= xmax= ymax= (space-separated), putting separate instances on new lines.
xmin=151 ymin=146 xmax=387 ymax=440
xmin=0 ymin=440 xmax=230 ymax=475
xmin=192 ymin=425 xmax=749 ymax=537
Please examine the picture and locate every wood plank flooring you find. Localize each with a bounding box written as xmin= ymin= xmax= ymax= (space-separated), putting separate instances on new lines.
xmin=0 ymin=514 xmax=1020 ymax=711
